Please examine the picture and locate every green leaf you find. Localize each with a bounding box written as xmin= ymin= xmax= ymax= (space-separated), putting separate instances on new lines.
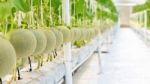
xmin=12 ymin=0 xmax=30 ymax=13
xmin=0 ymin=2 xmax=12 ymax=21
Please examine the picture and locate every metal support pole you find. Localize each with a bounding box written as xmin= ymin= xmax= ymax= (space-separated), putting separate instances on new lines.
xmin=62 ymin=0 xmax=72 ymax=84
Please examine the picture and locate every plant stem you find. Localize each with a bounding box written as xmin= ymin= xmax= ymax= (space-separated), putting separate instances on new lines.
xmin=49 ymin=0 xmax=53 ymax=26
xmin=40 ymin=0 xmax=44 ymax=25
xmin=4 ymin=18 xmax=7 ymax=37
xmin=17 ymin=68 xmax=21 ymax=80
xmin=28 ymin=57 xmax=32 ymax=72
xmin=0 ymin=78 xmax=2 ymax=84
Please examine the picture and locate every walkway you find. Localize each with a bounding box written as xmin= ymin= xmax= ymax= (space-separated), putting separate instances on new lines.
xmin=73 ymin=28 xmax=150 ymax=84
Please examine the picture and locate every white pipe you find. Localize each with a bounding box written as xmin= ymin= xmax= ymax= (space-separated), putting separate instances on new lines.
xmin=62 ymin=0 xmax=72 ymax=84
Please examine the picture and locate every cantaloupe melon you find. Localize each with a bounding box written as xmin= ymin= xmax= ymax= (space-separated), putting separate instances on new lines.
xmin=70 ymin=28 xmax=82 ymax=42
xmin=81 ymin=28 xmax=89 ymax=40
xmin=10 ymin=29 xmax=37 ymax=58
xmin=31 ymin=29 xmax=47 ymax=55
xmin=87 ymin=29 xmax=92 ymax=40
xmin=57 ymin=26 xmax=71 ymax=43
xmin=70 ymin=29 xmax=75 ymax=42
xmin=43 ymin=30 xmax=56 ymax=53
xmin=80 ymin=28 xmax=85 ymax=40
xmin=0 ymin=37 xmax=16 ymax=77
xmin=95 ymin=28 xmax=100 ymax=36
xmin=75 ymin=28 xmax=82 ymax=41
xmin=51 ymin=28 xmax=63 ymax=49
xmin=90 ymin=29 xmax=96 ymax=39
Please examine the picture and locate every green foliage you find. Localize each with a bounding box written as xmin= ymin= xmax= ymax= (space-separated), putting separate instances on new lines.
xmin=96 ymin=0 xmax=118 ymax=22
xmin=74 ymin=40 xmax=85 ymax=48
xmin=133 ymin=0 xmax=150 ymax=28
xmin=11 ymin=0 xmax=31 ymax=13
xmin=96 ymin=0 xmax=117 ymax=13
xmin=133 ymin=0 xmax=150 ymax=13
xmin=147 ymin=11 xmax=150 ymax=29
xmin=71 ymin=0 xmax=95 ymax=26
xmin=0 ymin=2 xmax=12 ymax=21
xmin=133 ymin=4 xmax=148 ymax=13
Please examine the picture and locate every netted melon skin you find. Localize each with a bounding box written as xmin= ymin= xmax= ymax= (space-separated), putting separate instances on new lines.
xmin=51 ymin=28 xmax=63 ymax=49
xmin=57 ymin=26 xmax=71 ymax=43
xmin=89 ymin=29 xmax=95 ymax=39
xmin=72 ymin=28 xmax=82 ymax=41
xmin=70 ymin=29 xmax=75 ymax=42
xmin=10 ymin=29 xmax=37 ymax=58
xmin=31 ymin=30 xmax=47 ymax=55
xmin=43 ymin=30 xmax=56 ymax=54
xmin=80 ymin=28 xmax=88 ymax=40
xmin=86 ymin=29 xmax=91 ymax=40
xmin=0 ymin=37 xmax=16 ymax=77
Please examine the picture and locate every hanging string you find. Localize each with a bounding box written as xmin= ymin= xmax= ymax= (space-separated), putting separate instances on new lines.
xmin=58 ymin=6 xmax=62 ymax=25
xmin=73 ymin=0 xmax=76 ymax=26
xmin=40 ymin=0 xmax=44 ymax=25
xmin=49 ymin=0 xmax=53 ymax=26
xmin=0 ymin=78 xmax=2 ymax=84
xmin=18 ymin=11 xmax=22 ymax=28
xmin=29 ymin=0 xmax=34 ymax=28
xmin=3 ymin=18 xmax=8 ymax=37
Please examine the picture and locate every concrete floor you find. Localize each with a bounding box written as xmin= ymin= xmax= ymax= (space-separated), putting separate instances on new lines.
xmin=73 ymin=28 xmax=150 ymax=84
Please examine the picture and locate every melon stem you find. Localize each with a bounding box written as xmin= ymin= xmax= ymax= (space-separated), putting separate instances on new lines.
xmin=17 ymin=68 xmax=21 ymax=80
xmin=28 ymin=57 xmax=32 ymax=72
xmin=54 ymin=49 xmax=57 ymax=57
xmin=40 ymin=56 xmax=43 ymax=67
xmin=0 ymin=78 xmax=2 ymax=84
xmin=35 ymin=56 xmax=40 ymax=70
xmin=53 ymin=49 xmax=57 ymax=58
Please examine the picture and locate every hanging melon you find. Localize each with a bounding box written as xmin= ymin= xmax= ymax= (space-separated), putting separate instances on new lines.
xmin=57 ymin=26 xmax=71 ymax=43
xmin=95 ymin=28 xmax=100 ymax=36
xmin=70 ymin=29 xmax=75 ymax=42
xmin=10 ymin=29 xmax=37 ymax=58
xmin=86 ymin=29 xmax=91 ymax=40
xmin=80 ymin=28 xmax=86 ymax=40
xmin=31 ymin=29 xmax=47 ymax=55
xmin=90 ymin=29 xmax=96 ymax=39
xmin=81 ymin=28 xmax=89 ymax=40
xmin=43 ymin=30 xmax=56 ymax=53
xmin=78 ymin=29 xmax=82 ymax=40
xmin=51 ymin=28 xmax=63 ymax=49
xmin=74 ymin=28 xmax=82 ymax=41
xmin=0 ymin=37 xmax=16 ymax=77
